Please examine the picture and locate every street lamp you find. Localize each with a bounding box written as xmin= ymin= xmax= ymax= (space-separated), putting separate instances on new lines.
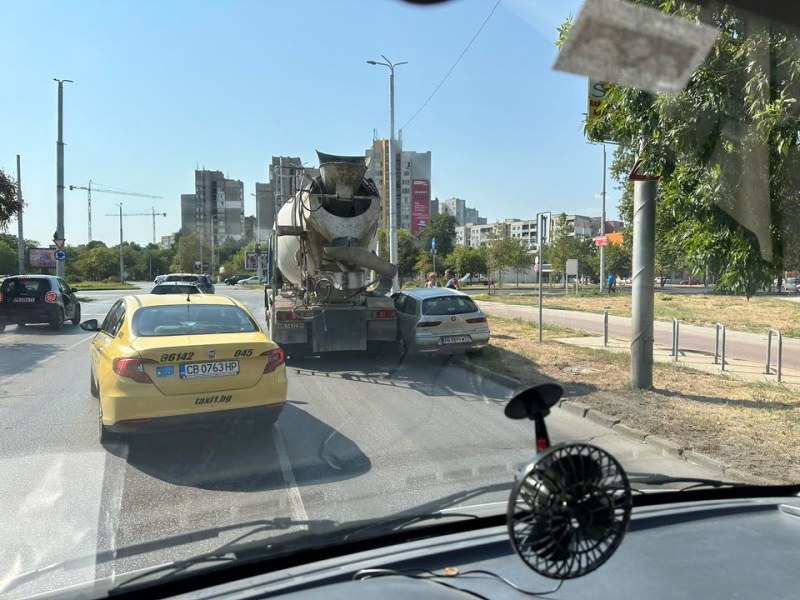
xmin=587 ymin=141 xmax=608 ymax=292
xmin=115 ymin=203 xmax=124 ymax=284
xmin=54 ymin=78 xmax=73 ymax=279
xmin=367 ymin=55 xmax=407 ymax=294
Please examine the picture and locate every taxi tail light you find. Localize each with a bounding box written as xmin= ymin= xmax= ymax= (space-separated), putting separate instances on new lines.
xmin=113 ymin=358 xmax=156 ymax=384
xmin=466 ymin=316 xmax=487 ymax=324
xmin=44 ymin=291 xmax=58 ymax=303
xmin=260 ymin=348 xmax=285 ymax=374
xmin=416 ymin=321 xmax=442 ymax=328
xmin=374 ymin=309 xmax=396 ymax=319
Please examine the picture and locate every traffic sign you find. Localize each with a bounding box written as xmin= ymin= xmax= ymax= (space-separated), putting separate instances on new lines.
xmin=53 ymin=238 xmax=66 ymax=250
xmin=594 ymin=236 xmax=608 ymax=247
xmin=54 ymin=249 xmax=67 ymax=261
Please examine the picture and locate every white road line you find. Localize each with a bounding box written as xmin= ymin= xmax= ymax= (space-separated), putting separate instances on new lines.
xmin=274 ymin=424 xmax=309 ymax=523
xmin=0 ymin=334 xmax=93 ymax=385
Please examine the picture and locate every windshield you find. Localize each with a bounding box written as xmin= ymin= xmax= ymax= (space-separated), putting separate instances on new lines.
xmin=1 ymin=0 xmax=799 ymax=597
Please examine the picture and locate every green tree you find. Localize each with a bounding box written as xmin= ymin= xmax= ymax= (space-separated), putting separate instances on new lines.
xmin=418 ymin=213 xmax=457 ymax=260
xmin=75 ymin=246 xmax=118 ymax=280
xmin=0 ymin=169 xmax=22 ymax=231
xmin=487 ymin=225 xmax=530 ymax=286
xmin=0 ymin=238 xmax=17 ymax=273
xmin=545 ymin=213 xmax=585 ymax=281
xmin=566 ymin=2 xmax=800 ymax=297
xmin=173 ymin=234 xmax=209 ymax=272
xmin=396 ymin=229 xmax=420 ymax=284
xmin=446 ymin=246 xmax=488 ymax=282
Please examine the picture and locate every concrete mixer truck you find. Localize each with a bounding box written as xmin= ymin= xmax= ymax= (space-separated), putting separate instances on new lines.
xmin=264 ymin=152 xmax=398 ymax=356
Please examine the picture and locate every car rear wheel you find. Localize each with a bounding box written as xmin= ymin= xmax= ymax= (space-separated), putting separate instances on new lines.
xmin=71 ymin=304 xmax=81 ymax=325
xmin=50 ymin=309 xmax=65 ymax=330
xmin=0 ymin=322 xmax=5 ymax=333
xmin=99 ymin=407 xmax=118 ymax=444
xmin=90 ymin=371 xmax=98 ymax=398
xmin=397 ymin=333 xmax=409 ymax=360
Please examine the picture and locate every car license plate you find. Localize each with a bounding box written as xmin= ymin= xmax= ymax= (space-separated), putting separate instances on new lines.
xmin=276 ymin=322 xmax=304 ymax=330
xmin=179 ymin=360 xmax=239 ymax=379
xmin=12 ymin=297 xmax=35 ymax=303
xmin=441 ymin=335 xmax=471 ymax=345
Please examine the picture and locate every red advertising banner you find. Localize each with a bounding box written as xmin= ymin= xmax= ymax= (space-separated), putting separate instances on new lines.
xmin=411 ymin=179 xmax=430 ymax=236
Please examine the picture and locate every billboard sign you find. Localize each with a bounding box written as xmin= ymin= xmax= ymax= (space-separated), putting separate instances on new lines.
xmin=244 ymin=251 xmax=267 ymax=270
xmin=411 ymin=179 xmax=430 ymax=236
xmin=30 ymin=248 xmax=57 ymax=269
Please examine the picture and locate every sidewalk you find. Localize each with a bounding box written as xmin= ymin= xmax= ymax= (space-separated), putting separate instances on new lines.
xmin=476 ymin=300 xmax=800 ymax=386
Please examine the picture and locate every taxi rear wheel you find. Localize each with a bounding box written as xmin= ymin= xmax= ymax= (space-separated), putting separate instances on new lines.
xmin=98 ymin=405 xmax=119 ymax=444
xmin=90 ymin=371 xmax=98 ymax=398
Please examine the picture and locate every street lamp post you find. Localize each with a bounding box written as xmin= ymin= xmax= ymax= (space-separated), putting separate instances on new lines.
xmin=367 ymin=55 xmax=407 ymax=294
xmin=54 ymin=78 xmax=73 ymax=279
xmin=115 ymin=203 xmax=124 ymax=284
xmin=600 ymin=143 xmax=607 ymax=293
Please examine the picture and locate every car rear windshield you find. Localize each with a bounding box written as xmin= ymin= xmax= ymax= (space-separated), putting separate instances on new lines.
xmin=132 ymin=305 xmax=259 ymax=336
xmin=151 ymin=285 xmax=203 ymax=295
xmin=422 ymin=296 xmax=480 ymax=316
xmin=0 ymin=278 xmax=50 ymax=297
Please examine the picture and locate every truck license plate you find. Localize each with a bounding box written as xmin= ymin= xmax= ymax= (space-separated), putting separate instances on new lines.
xmin=276 ymin=322 xmax=304 ymax=330
xmin=441 ymin=335 xmax=471 ymax=344
xmin=179 ymin=360 xmax=239 ymax=379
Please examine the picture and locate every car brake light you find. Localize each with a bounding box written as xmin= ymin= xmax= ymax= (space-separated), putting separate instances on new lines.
xmin=260 ymin=348 xmax=285 ymax=373
xmin=374 ymin=310 xmax=396 ymax=319
xmin=113 ymin=358 xmax=156 ymax=384
xmin=416 ymin=321 xmax=442 ymax=328
xmin=466 ymin=316 xmax=487 ymax=324
xmin=44 ymin=291 xmax=58 ymax=303
xmin=0 ymin=292 xmax=3 ymax=303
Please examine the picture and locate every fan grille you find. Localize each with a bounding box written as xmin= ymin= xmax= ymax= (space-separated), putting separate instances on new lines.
xmin=507 ymin=443 xmax=632 ymax=579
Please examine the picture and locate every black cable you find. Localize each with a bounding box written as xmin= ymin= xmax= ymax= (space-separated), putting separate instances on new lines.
xmin=401 ymin=0 xmax=503 ymax=131
xmin=354 ymin=566 xmax=563 ymax=598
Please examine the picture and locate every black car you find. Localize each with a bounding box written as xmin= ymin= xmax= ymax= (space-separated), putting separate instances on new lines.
xmin=0 ymin=275 xmax=81 ymax=331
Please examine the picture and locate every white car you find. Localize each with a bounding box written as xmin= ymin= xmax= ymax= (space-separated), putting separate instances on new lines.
xmin=782 ymin=278 xmax=798 ymax=293
xmin=237 ymin=276 xmax=260 ymax=285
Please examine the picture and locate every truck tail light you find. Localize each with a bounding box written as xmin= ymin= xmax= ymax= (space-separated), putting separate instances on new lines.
xmin=416 ymin=321 xmax=442 ymax=328
xmin=373 ymin=310 xmax=396 ymax=319
xmin=113 ymin=358 xmax=156 ymax=384
xmin=466 ymin=316 xmax=487 ymax=324
xmin=260 ymin=348 xmax=285 ymax=374
xmin=45 ymin=292 xmax=58 ymax=303
xmin=276 ymin=311 xmax=299 ymax=321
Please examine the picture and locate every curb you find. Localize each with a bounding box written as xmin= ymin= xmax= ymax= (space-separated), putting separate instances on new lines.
xmin=462 ymin=358 xmax=748 ymax=480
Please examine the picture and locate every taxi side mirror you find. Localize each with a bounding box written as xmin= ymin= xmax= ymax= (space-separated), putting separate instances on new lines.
xmin=80 ymin=319 xmax=99 ymax=331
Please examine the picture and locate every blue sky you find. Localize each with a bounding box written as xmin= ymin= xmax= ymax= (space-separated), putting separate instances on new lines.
xmin=0 ymin=0 xmax=618 ymax=247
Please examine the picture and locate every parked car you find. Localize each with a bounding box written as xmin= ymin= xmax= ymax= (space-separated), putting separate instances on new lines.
xmin=782 ymin=278 xmax=798 ymax=293
xmin=150 ymin=282 xmax=205 ymax=295
xmin=153 ymin=274 xmax=168 ymax=285
xmin=393 ymin=288 xmax=490 ymax=357
xmin=224 ymin=274 xmax=248 ymax=285
xmin=237 ymin=276 xmax=261 ymax=285
xmin=0 ymin=275 xmax=81 ymax=331
xmin=163 ymin=273 xmax=215 ymax=294
xmin=459 ymin=273 xmax=489 ymax=286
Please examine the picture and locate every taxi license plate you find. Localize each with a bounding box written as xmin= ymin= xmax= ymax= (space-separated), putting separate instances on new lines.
xmin=179 ymin=360 xmax=239 ymax=379
xmin=12 ymin=297 xmax=35 ymax=303
xmin=441 ymin=335 xmax=471 ymax=345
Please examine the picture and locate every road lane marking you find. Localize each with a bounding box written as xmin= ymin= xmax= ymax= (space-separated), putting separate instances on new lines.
xmin=0 ymin=334 xmax=93 ymax=386
xmin=274 ymin=425 xmax=308 ymax=523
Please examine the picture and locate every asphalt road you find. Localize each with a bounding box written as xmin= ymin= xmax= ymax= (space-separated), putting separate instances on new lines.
xmin=0 ymin=283 xmax=724 ymax=598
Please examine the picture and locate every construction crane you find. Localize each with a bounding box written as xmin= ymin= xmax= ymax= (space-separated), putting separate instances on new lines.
xmin=69 ymin=180 xmax=164 ymax=242
xmin=104 ymin=207 xmax=167 ymax=244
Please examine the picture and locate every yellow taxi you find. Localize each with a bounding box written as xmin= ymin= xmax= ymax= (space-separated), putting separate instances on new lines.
xmin=81 ymin=294 xmax=287 ymax=442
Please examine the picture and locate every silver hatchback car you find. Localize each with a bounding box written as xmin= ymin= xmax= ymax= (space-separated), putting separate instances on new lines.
xmin=393 ymin=288 xmax=491 ymax=357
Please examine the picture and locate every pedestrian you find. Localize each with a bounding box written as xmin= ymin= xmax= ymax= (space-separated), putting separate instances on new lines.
xmin=425 ymin=272 xmax=440 ymax=288
xmin=607 ymin=272 xmax=616 ymax=294
xmin=444 ymin=269 xmax=461 ymax=290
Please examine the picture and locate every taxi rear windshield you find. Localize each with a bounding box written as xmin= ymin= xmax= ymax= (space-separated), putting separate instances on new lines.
xmin=0 ymin=278 xmax=49 ymax=296
xmin=422 ymin=296 xmax=479 ymax=316
xmin=133 ymin=305 xmax=259 ymax=336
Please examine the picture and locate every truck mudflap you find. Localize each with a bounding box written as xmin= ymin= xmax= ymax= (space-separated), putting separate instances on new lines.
xmin=312 ymin=307 xmax=367 ymax=353
xmin=365 ymin=295 xmax=397 ymax=342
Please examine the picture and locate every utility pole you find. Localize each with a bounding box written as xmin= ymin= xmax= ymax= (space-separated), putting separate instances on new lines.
xmin=116 ymin=203 xmax=124 ymax=284
xmin=368 ymin=56 xmax=407 ymax=294
xmin=600 ymin=143 xmax=607 ymax=293
xmin=16 ymin=155 xmax=24 ymax=274
xmin=54 ymin=78 xmax=73 ymax=278
xmin=630 ymin=148 xmax=657 ymax=389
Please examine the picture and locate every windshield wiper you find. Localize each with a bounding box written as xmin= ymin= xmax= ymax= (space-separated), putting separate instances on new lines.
xmin=627 ymin=472 xmax=750 ymax=492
